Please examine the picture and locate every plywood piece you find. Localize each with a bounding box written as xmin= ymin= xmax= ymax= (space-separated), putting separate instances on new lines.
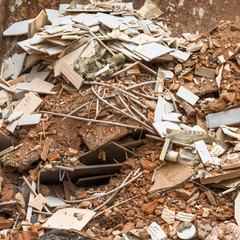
xmin=23 ymin=55 xmax=41 ymax=71
xmin=27 ymin=79 xmax=54 ymax=92
xmin=14 ymin=92 xmax=42 ymax=115
xmin=81 ymin=40 xmax=95 ymax=58
xmin=26 ymin=181 xmax=36 ymax=222
xmin=45 ymin=45 xmax=66 ymax=56
xmin=54 ymin=43 xmax=88 ymax=76
xmin=46 ymin=38 xmax=71 ymax=47
xmin=28 ymin=193 xmax=46 ymax=211
xmin=60 ymin=60 xmax=83 ymax=89
xmin=11 ymin=53 xmax=26 ymax=80
xmin=194 ymin=140 xmax=212 ymax=164
xmin=0 ymin=90 xmax=10 ymax=107
xmin=0 ymin=83 xmax=15 ymax=93
xmin=176 ymin=86 xmax=199 ymax=106
xmin=0 ymin=76 xmax=11 ymax=87
xmin=28 ymin=10 xmax=48 ymax=38
xmin=42 ymin=208 xmax=95 ymax=231
xmin=3 ymin=19 xmax=33 ymax=36
xmin=150 ymin=162 xmax=194 ymax=193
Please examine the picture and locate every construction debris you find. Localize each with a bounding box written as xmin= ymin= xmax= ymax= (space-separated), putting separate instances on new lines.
xmin=1 ymin=0 xmax=240 ymax=239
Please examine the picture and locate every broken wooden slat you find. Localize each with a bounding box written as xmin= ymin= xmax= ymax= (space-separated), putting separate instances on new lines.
xmin=13 ymin=92 xmax=42 ymax=115
xmin=26 ymin=182 xmax=36 ymax=222
xmin=159 ymin=138 xmax=170 ymax=162
xmin=60 ymin=60 xmax=84 ymax=89
xmin=28 ymin=10 xmax=48 ymax=38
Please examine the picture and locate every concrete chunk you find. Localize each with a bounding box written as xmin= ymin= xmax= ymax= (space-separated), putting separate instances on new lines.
xmin=195 ymin=64 xmax=216 ymax=78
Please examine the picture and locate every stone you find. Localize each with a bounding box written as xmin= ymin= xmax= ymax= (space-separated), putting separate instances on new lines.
xmin=141 ymin=199 xmax=159 ymax=214
xmin=222 ymin=92 xmax=236 ymax=103
xmin=15 ymin=192 xmax=25 ymax=208
xmin=48 ymin=152 xmax=61 ymax=161
xmin=176 ymin=188 xmax=192 ymax=200
xmin=121 ymin=222 xmax=134 ymax=233
xmin=140 ymin=158 xmax=157 ymax=172
xmin=208 ymin=98 xmax=227 ymax=112
xmin=77 ymin=201 xmax=92 ymax=209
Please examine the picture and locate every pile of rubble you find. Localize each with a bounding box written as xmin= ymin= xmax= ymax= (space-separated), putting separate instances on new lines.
xmin=1 ymin=0 xmax=240 ymax=239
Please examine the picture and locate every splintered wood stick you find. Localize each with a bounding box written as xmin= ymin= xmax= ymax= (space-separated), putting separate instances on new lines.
xmin=123 ymin=52 xmax=157 ymax=75
xmin=22 ymin=176 xmax=51 ymax=214
xmin=110 ymin=61 xmax=140 ymax=78
xmin=89 ymin=31 xmax=115 ymax=56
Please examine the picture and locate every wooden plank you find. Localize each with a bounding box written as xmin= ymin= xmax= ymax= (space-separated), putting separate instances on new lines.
xmin=28 ymin=193 xmax=46 ymax=211
xmin=0 ymin=76 xmax=11 ymax=87
xmin=27 ymin=78 xmax=54 ymax=92
xmin=26 ymin=181 xmax=36 ymax=222
xmin=14 ymin=92 xmax=42 ymax=115
xmin=11 ymin=53 xmax=26 ymax=80
xmin=41 ymin=137 xmax=51 ymax=161
xmin=60 ymin=60 xmax=83 ymax=89
xmin=159 ymin=138 xmax=170 ymax=162
xmin=28 ymin=10 xmax=48 ymax=38
xmin=54 ymin=43 xmax=88 ymax=77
